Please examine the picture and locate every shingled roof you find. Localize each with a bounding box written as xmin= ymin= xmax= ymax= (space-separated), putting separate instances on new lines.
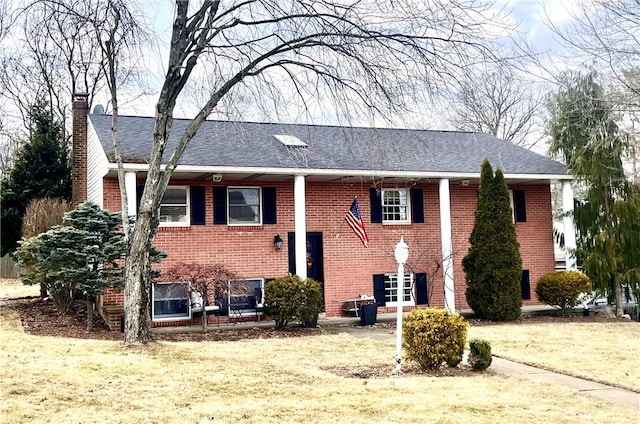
xmin=88 ymin=114 xmax=567 ymax=177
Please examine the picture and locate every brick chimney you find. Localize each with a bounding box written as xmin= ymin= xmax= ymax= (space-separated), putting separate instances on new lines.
xmin=71 ymin=93 xmax=89 ymax=208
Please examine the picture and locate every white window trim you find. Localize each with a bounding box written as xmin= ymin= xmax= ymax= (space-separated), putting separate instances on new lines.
xmin=227 ymin=186 xmax=263 ymax=226
xmin=151 ymin=282 xmax=190 ymax=321
xmin=381 ymin=188 xmax=411 ymax=225
xmin=228 ymin=278 xmax=264 ymax=315
xmin=384 ymin=272 xmax=415 ymax=307
xmin=158 ymin=185 xmax=190 ymax=227
xmin=508 ymin=189 xmax=515 ymax=224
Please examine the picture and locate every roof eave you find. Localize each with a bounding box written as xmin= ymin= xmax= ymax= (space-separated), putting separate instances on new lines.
xmin=106 ymin=163 xmax=572 ymax=182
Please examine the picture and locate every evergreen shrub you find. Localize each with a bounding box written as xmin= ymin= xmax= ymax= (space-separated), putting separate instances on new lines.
xmin=264 ymin=275 xmax=323 ymax=329
xmin=468 ymin=339 xmax=492 ymax=371
xmin=463 ymin=160 xmax=523 ymax=321
xmin=402 ymin=308 xmax=469 ymax=371
xmin=535 ymin=270 xmax=592 ymax=316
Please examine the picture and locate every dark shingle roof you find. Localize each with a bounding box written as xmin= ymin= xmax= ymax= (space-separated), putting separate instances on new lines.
xmin=89 ymin=114 xmax=567 ymax=176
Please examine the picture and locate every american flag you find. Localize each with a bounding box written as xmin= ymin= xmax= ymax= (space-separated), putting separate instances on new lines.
xmin=345 ymin=199 xmax=369 ymax=247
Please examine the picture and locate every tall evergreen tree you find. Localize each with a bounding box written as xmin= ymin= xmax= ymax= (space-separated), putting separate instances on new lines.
xmin=463 ymin=159 xmax=522 ymax=321
xmin=1 ymin=99 xmax=71 ymax=255
xmin=548 ymin=71 xmax=640 ymax=316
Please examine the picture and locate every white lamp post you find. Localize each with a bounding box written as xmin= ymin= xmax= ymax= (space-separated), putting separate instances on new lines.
xmin=394 ymin=236 xmax=409 ymax=374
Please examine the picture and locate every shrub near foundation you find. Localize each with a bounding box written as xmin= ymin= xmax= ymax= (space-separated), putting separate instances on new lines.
xmin=403 ymin=308 xmax=469 ymax=371
xmin=264 ymin=275 xmax=323 ymax=329
xmin=535 ymin=270 xmax=591 ymax=316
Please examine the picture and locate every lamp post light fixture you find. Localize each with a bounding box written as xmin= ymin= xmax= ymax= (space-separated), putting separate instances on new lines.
xmin=273 ymin=234 xmax=283 ymax=250
xmin=394 ymin=236 xmax=409 ymax=374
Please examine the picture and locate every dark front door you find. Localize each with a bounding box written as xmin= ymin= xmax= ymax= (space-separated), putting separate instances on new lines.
xmin=288 ymin=232 xmax=325 ymax=306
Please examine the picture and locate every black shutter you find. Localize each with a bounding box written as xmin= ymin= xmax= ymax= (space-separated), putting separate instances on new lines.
xmin=287 ymin=233 xmax=296 ymax=275
xmin=410 ymin=188 xmax=424 ymax=223
xmin=136 ymin=185 xmax=144 ymax=213
xmin=373 ymin=274 xmax=386 ymax=306
xmin=370 ymin=188 xmax=382 ymax=223
xmin=514 ymin=190 xmax=527 ymax=222
xmin=190 ymin=186 xmax=206 ymax=225
xmin=213 ymin=186 xmax=227 ymax=225
xmin=415 ymin=273 xmax=428 ymax=305
xmin=262 ymin=187 xmax=277 ymax=224
xmin=521 ymin=269 xmax=531 ymax=300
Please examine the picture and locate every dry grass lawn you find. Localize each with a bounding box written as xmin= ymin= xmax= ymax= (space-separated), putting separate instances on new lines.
xmin=468 ymin=321 xmax=640 ymax=392
xmin=1 ymin=279 xmax=638 ymax=423
xmin=0 ymin=278 xmax=39 ymax=299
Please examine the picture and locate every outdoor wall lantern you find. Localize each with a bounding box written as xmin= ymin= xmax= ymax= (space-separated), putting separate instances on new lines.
xmin=394 ymin=236 xmax=409 ymax=374
xmin=274 ymin=234 xmax=283 ymax=250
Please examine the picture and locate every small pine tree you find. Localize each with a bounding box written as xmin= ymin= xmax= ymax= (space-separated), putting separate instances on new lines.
xmin=16 ymin=202 xmax=127 ymax=329
xmin=463 ymin=159 xmax=522 ymax=321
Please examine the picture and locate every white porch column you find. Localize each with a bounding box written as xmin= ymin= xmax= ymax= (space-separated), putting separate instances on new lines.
xmin=125 ymin=171 xmax=137 ymax=217
xmin=294 ymin=174 xmax=307 ymax=280
xmin=439 ymin=179 xmax=455 ymax=313
xmin=562 ymin=180 xmax=577 ymax=270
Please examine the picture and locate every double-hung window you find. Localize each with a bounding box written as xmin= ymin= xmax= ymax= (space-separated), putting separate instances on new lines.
xmin=152 ymin=282 xmax=190 ymax=320
xmin=382 ymin=189 xmax=410 ymax=224
xmin=159 ymin=186 xmax=189 ymax=226
xmin=384 ymin=273 xmax=414 ymax=306
xmin=228 ymin=187 xmax=261 ymax=225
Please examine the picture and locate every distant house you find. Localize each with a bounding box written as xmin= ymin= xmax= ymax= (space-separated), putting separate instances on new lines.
xmin=71 ymin=94 xmax=575 ymax=329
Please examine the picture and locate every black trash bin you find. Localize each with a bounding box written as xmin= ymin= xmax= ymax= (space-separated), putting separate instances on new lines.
xmin=359 ymin=303 xmax=377 ymax=326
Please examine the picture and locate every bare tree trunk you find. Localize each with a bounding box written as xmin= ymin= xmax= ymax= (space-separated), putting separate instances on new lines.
xmin=614 ymin=280 xmax=623 ymax=318
xmin=123 ymin=209 xmax=155 ymax=344
xmin=86 ymin=298 xmax=94 ymax=331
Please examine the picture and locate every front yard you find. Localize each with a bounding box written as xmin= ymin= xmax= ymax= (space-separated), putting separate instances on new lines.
xmin=1 ymin=279 xmax=638 ymax=423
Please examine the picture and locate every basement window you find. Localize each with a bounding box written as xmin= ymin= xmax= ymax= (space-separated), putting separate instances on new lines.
xmin=152 ymin=282 xmax=189 ymax=320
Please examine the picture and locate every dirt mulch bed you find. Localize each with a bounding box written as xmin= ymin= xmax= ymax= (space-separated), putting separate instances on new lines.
xmin=2 ymin=296 xmax=320 ymax=342
xmin=3 ymin=296 xmax=631 ymax=342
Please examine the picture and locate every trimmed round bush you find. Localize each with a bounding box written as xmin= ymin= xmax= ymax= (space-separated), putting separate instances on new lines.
xmin=264 ymin=275 xmax=323 ymax=329
xmin=468 ymin=338 xmax=492 ymax=371
xmin=402 ymin=308 xmax=469 ymax=371
xmin=535 ymin=270 xmax=591 ymax=316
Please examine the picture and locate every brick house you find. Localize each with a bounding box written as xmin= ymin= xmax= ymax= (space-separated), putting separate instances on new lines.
xmin=71 ymin=94 xmax=575 ymax=329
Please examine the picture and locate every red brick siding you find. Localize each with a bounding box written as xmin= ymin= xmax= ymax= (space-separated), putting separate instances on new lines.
xmin=101 ymin=178 xmax=556 ymax=323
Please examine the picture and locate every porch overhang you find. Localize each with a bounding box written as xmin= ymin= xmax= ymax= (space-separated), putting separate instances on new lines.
xmin=105 ymin=163 xmax=572 ymax=185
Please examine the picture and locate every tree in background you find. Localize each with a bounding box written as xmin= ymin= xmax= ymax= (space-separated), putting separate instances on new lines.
xmin=21 ymin=198 xmax=72 ymax=297
xmin=0 ymin=0 xmax=149 ymax=131
xmin=1 ymin=99 xmax=71 ymax=256
xmin=444 ymin=64 xmax=545 ymax=149
xmin=547 ymin=71 xmax=640 ymax=316
xmin=546 ymin=1 xmax=640 ymax=183
xmin=463 ymin=159 xmax=522 ymax=321
xmin=15 ymin=202 xmax=127 ymax=330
